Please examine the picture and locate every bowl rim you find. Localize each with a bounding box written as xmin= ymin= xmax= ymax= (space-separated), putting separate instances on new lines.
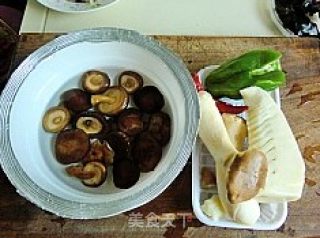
xmin=268 ymin=0 xmax=295 ymax=36
xmin=0 ymin=27 xmax=200 ymax=219
xmin=37 ymin=0 xmax=119 ymax=13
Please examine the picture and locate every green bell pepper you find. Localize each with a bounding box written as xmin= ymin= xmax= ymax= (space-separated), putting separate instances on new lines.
xmin=205 ymin=49 xmax=286 ymax=98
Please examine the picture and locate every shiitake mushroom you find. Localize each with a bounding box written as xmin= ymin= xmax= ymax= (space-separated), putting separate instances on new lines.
xmin=55 ymin=129 xmax=90 ymax=164
xmin=65 ymin=164 xmax=95 ymax=180
xmin=45 ymin=69 xmax=173 ymax=189
xmin=82 ymin=70 xmax=110 ymax=94
xmin=118 ymin=71 xmax=143 ymax=94
xmin=113 ymin=159 xmax=140 ymax=189
xmin=132 ymin=132 xmax=162 ymax=172
xmin=65 ymin=161 xmax=107 ymax=187
xmin=147 ymin=112 xmax=171 ymax=146
xmin=117 ymin=108 xmax=144 ymax=136
xmin=133 ymin=86 xmax=165 ymax=113
xmin=91 ymin=86 xmax=129 ymax=116
xmin=82 ymin=161 xmax=107 ymax=187
xmin=104 ymin=131 xmax=130 ymax=160
xmin=84 ymin=140 xmax=114 ymax=165
xmin=42 ymin=106 xmax=71 ymax=133
xmin=62 ymin=89 xmax=91 ymax=113
xmin=74 ymin=111 xmax=111 ymax=136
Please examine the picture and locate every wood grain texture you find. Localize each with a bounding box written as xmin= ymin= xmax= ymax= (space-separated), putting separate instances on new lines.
xmin=1 ymin=34 xmax=320 ymax=238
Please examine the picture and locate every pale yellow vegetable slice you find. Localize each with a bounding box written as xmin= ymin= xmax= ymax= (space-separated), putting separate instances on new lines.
xmin=241 ymin=87 xmax=305 ymax=202
xmin=199 ymin=91 xmax=261 ymax=225
xmin=222 ymin=113 xmax=248 ymax=151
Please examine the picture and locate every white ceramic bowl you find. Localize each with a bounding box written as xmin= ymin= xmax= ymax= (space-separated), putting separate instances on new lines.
xmin=37 ymin=0 xmax=118 ymax=13
xmin=268 ymin=0 xmax=294 ymax=36
xmin=0 ymin=28 xmax=199 ymax=219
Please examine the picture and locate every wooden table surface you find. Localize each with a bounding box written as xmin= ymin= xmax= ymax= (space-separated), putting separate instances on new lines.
xmin=1 ymin=34 xmax=320 ymax=238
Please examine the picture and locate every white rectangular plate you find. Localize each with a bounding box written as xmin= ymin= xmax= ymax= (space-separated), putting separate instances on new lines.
xmin=192 ymin=66 xmax=287 ymax=230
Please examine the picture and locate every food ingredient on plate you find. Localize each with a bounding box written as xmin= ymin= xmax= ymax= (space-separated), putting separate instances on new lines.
xmin=241 ymin=87 xmax=305 ymax=202
xmin=205 ymin=50 xmax=286 ymax=98
xmin=222 ymin=113 xmax=247 ymax=151
xmin=227 ymin=149 xmax=268 ymax=204
xmin=201 ymin=195 xmax=224 ymax=220
xmin=199 ymin=91 xmax=262 ymax=225
xmin=198 ymin=87 xmax=305 ymax=225
xmin=200 ymin=167 xmax=216 ymax=189
xmin=215 ymin=101 xmax=248 ymax=114
xmin=42 ymin=106 xmax=71 ymax=133
xmin=42 ymin=70 xmax=171 ymax=189
xmin=275 ymin=0 xmax=320 ymax=37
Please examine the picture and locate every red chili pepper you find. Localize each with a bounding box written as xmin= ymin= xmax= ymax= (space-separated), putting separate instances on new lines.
xmin=215 ymin=100 xmax=248 ymax=114
xmin=192 ymin=73 xmax=204 ymax=91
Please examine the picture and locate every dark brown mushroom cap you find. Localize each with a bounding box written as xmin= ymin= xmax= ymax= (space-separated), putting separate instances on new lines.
xmin=83 ymin=140 xmax=114 ymax=165
xmin=55 ymin=129 xmax=90 ymax=164
xmin=133 ymin=86 xmax=165 ymax=113
xmin=113 ymin=159 xmax=140 ymax=189
xmin=132 ymin=132 xmax=162 ymax=172
xmin=62 ymin=89 xmax=91 ymax=113
xmin=147 ymin=112 xmax=171 ymax=146
xmin=104 ymin=131 xmax=131 ymax=160
xmin=117 ymin=108 xmax=144 ymax=136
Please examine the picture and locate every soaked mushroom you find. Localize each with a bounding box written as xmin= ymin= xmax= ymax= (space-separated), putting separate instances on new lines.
xmin=104 ymin=131 xmax=130 ymax=160
xmin=147 ymin=112 xmax=171 ymax=146
xmin=65 ymin=164 xmax=95 ymax=180
xmin=117 ymin=108 xmax=144 ymax=136
xmin=55 ymin=129 xmax=90 ymax=164
xmin=91 ymin=86 xmax=129 ymax=116
xmin=82 ymin=162 xmax=107 ymax=187
xmin=82 ymin=70 xmax=110 ymax=94
xmin=133 ymin=86 xmax=165 ymax=113
xmin=62 ymin=89 xmax=91 ymax=112
xmin=118 ymin=71 xmax=143 ymax=94
xmin=42 ymin=106 xmax=71 ymax=133
xmin=84 ymin=140 xmax=114 ymax=165
xmin=132 ymin=132 xmax=162 ymax=172
xmin=74 ymin=111 xmax=108 ymax=135
xmin=113 ymin=159 xmax=140 ymax=189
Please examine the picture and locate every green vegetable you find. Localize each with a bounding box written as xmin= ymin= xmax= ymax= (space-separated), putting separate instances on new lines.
xmin=206 ymin=71 xmax=252 ymax=98
xmin=253 ymin=70 xmax=286 ymax=91
xmin=205 ymin=49 xmax=286 ymax=98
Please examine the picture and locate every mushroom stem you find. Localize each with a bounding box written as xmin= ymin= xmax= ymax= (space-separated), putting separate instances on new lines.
xmin=91 ymin=95 xmax=116 ymax=105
